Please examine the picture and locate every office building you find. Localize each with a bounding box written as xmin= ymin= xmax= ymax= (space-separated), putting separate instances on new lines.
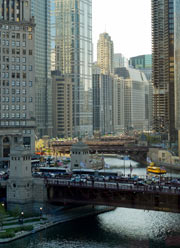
xmin=113 ymin=75 xmax=124 ymax=133
xmin=152 ymin=0 xmax=177 ymax=143
xmin=115 ymin=68 xmax=149 ymax=131
xmin=97 ymin=32 xmax=114 ymax=74
xmin=92 ymin=65 xmax=113 ymax=135
xmin=55 ymin=0 xmax=93 ymax=137
xmin=174 ymin=0 xmax=180 ymax=153
xmin=0 ymin=0 xmax=36 ymax=161
xmin=31 ymin=0 xmax=52 ymax=137
xmin=51 ymin=71 xmax=74 ymax=138
xmin=114 ymin=53 xmax=128 ymax=68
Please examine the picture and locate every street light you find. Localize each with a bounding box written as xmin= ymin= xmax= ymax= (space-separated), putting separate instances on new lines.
xmin=40 ymin=207 xmax=43 ymax=220
xmin=21 ymin=211 xmax=24 ymax=224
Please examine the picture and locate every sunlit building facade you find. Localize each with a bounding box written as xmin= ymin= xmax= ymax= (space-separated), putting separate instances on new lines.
xmin=55 ymin=0 xmax=93 ymax=137
xmin=0 ymin=0 xmax=36 ymax=161
xmin=97 ymin=32 xmax=114 ymax=74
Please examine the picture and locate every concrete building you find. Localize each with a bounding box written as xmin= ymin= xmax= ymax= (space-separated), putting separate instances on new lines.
xmin=31 ymin=0 xmax=52 ymax=137
xmin=92 ymin=65 xmax=113 ymax=135
xmin=115 ymin=68 xmax=149 ymax=131
xmin=54 ymin=0 xmax=93 ymax=137
xmin=152 ymin=0 xmax=177 ymax=143
xmin=114 ymin=53 xmax=128 ymax=68
xmin=51 ymin=71 xmax=74 ymax=138
xmin=97 ymin=32 xmax=114 ymax=74
xmin=0 ymin=0 xmax=36 ymax=164
xmin=113 ymin=75 xmax=124 ymax=133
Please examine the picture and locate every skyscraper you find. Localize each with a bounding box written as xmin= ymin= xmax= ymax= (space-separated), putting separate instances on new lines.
xmin=55 ymin=0 xmax=93 ymax=137
xmin=152 ymin=0 xmax=177 ymax=143
xmin=174 ymin=0 xmax=180 ymax=153
xmin=31 ymin=0 xmax=52 ymax=137
xmin=0 ymin=0 xmax=36 ymax=161
xmin=97 ymin=32 xmax=114 ymax=74
xmin=92 ymin=64 xmax=113 ymax=135
xmin=114 ymin=53 xmax=128 ymax=69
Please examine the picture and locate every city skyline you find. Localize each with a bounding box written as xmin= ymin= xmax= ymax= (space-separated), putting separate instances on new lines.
xmin=92 ymin=0 xmax=152 ymax=59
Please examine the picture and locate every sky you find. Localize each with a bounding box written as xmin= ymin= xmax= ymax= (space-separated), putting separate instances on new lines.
xmin=92 ymin=0 xmax=152 ymax=60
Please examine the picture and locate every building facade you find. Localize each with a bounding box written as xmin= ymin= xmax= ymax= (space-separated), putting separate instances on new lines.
xmin=0 ymin=0 xmax=36 ymax=163
xmin=97 ymin=32 xmax=114 ymax=74
xmin=54 ymin=0 xmax=93 ymax=137
xmin=152 ymin=0 xmax=177 ymax=143
xmin=31 ymin=0 xmax=52 ymax=137
xmin=114 ymin=53 xmax=128 ymax=69
xmin=51 ymin=71 xmax=74 ymax=138
xmin=92 ymin=65 xmax=113 ymax=135
xmin=174 ymin=0 xmax=180 ymax=154
xmin=115 ymin=68 xmax=149 ymax=131
xmin=113 ymin=75 xmax=124 ymax=133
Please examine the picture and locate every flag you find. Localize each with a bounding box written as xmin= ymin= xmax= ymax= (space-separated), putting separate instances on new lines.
xmin=146 ymin=157 xmax=151 ymax=163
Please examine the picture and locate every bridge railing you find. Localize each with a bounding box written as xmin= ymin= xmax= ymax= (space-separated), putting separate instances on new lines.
xmin=45 ymin=178 xmax=180 ymax=195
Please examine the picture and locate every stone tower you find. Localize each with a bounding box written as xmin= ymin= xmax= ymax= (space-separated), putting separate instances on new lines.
xmin=7 ymin=136 xmax=33 ymax=212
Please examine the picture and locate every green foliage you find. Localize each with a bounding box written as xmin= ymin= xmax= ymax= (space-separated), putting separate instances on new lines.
xmin=8 ymin=205 xmax=21 ymax=217
xmin=0 ymin=231 xmax=15 ymax=239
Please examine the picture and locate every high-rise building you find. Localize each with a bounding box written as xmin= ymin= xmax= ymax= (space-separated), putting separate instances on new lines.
xmin=152 ymin=0 xmax=177 ymax=143
xmin=115 ymin=68 xmax=149 ymax=131
xmin=51 ymin=71 xmax=74 ymax=138
xmin=0 ymin=0 xmax=36 ymax=162
xmin=31 ymin=0 xmax=52 ymax=137
xmin=113 ymin=75 xmax=124 ymax=133
xmin=174 ymin=0 xmax=180 ymax=153
xmin=129 ymin=54 xmax=152 ymax=70
xmin=92 ymin=65 xmax=113 ymax=135
xmin=97 ymin=32 xmax=114 ymax=74
xmin=54 ymin=0 xmax=93 ymax=137
xmin=114 ymin=53 xmax=128 ymax=68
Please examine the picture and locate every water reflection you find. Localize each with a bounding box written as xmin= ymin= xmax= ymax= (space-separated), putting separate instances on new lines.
xmin=2 ymin=157 xmax=180 ymax=248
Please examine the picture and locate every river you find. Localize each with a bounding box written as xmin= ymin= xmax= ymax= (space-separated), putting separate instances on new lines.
xmin=2 ymin=157 xmax=180 ymax=248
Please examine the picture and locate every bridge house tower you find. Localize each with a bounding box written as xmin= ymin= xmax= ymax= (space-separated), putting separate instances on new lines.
xmin=70 ymin=142 xmax=90 ymax=170
xmin=7 ymin=136 xmax=33 ymax=212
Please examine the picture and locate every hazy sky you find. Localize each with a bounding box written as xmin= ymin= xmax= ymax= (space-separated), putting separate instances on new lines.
xmin=92 ymin=0 xmax=152 ymax=60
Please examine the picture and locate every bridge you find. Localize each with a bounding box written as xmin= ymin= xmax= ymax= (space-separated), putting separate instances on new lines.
xmin=46 ymin=178 xmax=180 ymax=214
xmin=50 ymin=141 xmax=148 ymax=164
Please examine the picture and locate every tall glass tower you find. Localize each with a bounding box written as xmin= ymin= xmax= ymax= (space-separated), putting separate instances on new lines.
xmin=55 ymin=0 xmax=93 ymax=137
xmin=31 ymin=0 xmax=52 ymax=137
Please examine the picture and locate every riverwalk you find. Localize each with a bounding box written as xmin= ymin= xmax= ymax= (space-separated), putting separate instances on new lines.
xmin=0 ymin=205 xmax=115 ymax=244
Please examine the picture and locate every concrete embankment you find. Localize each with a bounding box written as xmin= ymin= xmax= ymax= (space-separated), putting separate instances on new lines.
xmin=0 ymin=205 xmax=115 ymax=244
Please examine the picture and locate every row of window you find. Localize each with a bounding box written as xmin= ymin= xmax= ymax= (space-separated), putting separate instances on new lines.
xmin=2 ymin=56 xmax=26 ymax=63
xmin=1 ymin=40 xmax=27 ymax=47
xmin=1 ymin=72 xmax=31 ymax=79
xmin=0 ymin=121 xmax=26 ymax=126
xmin=0 ymin=48 xmax=33 ymax=55
xmin=1 ymin=97 xmax=32 ymax=102
xmin=0 ymin=24 xmax=32 ymax=32
xmin=0 ymin=81 xmax=32 ymax=87
xmin=1 ymin=113 xmax=26 ymax=118
xmin=2 ymin=104 xmax=27 ymax=110
xmin=1 ymin=65 xmax=33 ymax=71
xmin=1 ymin=32 xmax=31 ymax=40
xmin=1 ymin=88 xmax=28 ymax=94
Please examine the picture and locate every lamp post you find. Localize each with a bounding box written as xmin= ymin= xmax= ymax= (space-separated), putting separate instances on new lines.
xmin=40 ymin=207 xmax=43 ymax=221
xmin=20 ymin=211 xmax=24 ymax=224
xmin=0 ymin=203 xmax=5 ymax=230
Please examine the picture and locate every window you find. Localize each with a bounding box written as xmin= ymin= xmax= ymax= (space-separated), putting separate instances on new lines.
xmin=23 ymin=50 xmax=26 ymax=55
xmin=22 ymin=41 xmax=26 ymax=47
xmin=16 ymin=41 xmax=20 ymax=47
xmin=23 ymin=34 xmax=26 ymax=40
xmin=29 ymin=65 xmax=32 ymax=71
xmin=28 ymin=34 xmax=32 ymax=40
xmin=22 ymin=81 xmax=26 ymax=87
xmin=29 ymin=81 xmax=32 ymax=87
xmin=22 ymin=65 xmax=26 ymax=71
xmin=22 ymin=57 xmax=26 ymax=63
xmin=29 ymin=50 xmax=32 ymax=55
